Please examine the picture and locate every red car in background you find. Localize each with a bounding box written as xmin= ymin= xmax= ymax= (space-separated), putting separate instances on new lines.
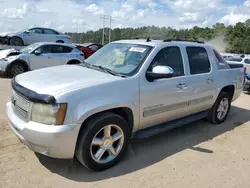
xmin=75 ymin=43 xmax=103 ymax=58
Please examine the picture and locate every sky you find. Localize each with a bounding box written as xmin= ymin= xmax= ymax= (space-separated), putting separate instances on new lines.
xmin=0 ymin=0 xmax=249 ymax=33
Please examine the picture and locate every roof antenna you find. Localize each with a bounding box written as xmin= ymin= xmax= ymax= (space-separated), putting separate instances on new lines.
xmin=146 ymin=37 xmax=151 ymax=42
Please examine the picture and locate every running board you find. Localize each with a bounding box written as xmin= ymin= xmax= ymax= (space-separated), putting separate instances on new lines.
xmin=133 ymin=111 xmax=209 ymax=139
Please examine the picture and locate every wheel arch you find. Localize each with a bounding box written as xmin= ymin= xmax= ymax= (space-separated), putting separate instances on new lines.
xmin=6 ymin=59 xmax=30 ymax=73
xmin=66 ymin=59 xmax=81 ymax=65
xmin=219 ymin=85 xmax=235 ymax=101
xmin=76 ymin=105 xmax=135 ymax=139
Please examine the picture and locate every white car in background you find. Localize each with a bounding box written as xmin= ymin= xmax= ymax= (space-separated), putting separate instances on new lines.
xmin=0 ymin=42 xmax=85 ymax=77
xmin=226 ymin=57 xmax=250 ymax=73
xmin=0 ymin=27 xmax=72 ymax=46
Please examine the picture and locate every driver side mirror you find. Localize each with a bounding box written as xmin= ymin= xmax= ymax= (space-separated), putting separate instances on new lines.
xmin=34 ymin=50 xmax=41 ymax=56
xmin=24 ymin=30 xmax=30 ymax=34
xmin=146 ymin=65 xmax=174 ymax=81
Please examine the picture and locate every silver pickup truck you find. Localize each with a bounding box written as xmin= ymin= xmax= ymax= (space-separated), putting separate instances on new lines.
xmin=6 ymin=39 xmax=244 ymax=171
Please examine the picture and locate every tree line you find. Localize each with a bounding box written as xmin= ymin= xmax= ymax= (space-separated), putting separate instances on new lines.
xmin=67 ymin=19 xmax=250 ymax=54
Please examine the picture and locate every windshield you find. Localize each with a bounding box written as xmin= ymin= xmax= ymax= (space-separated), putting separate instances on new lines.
xmin=85 ymin=43 xmax=152 ymax=76
xmin=20 ymin=43 xmax=40 ymax=53
xmin=227 ymin=57 xmax=242 ymax=62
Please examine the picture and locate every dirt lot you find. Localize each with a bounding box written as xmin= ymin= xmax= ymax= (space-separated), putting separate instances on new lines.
xmin=0 ymin=78 xmax=250 ymax=188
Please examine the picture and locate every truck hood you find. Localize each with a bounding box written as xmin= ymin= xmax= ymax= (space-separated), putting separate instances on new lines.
xmin=15 ymin=65 xmax=122 ymax=96
xmin=0 ymin=31 xmax=17 ymax=37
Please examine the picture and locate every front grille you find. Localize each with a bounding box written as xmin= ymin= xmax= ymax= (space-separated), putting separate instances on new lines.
xmin=12 ymin=91 xmax=31 ymax=121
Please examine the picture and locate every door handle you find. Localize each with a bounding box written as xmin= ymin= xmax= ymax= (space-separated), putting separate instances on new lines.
xmin=206 ymin=78 xmax=213 ymax=84
xmin=176 ymin=83 xmax=188 ymax=89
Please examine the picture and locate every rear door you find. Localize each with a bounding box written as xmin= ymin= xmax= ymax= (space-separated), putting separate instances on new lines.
xmin=42 ymin=29 xmax=59 ymax=42
xmin=182 ymin=46 xmax=216 ymax=115
xmin=49 ymin=45 xmax=72 ymax=66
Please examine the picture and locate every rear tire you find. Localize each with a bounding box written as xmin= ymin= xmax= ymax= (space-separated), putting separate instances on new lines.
xmin=7 ymin=62 xmax=27 ymax=78
xmin=75 ymin=112 xmax=130 ymax=171
xmin=207 ymin=92 xmax=231 ymax=124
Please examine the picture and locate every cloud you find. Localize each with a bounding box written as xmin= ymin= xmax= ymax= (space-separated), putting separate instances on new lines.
xmin=220 ymin=0 xmax=250 ymax=25
xmin=0 ymin=0 xmax=248 ymax=33
xmin=84 ymin=4 xmax=104 ymax=15
xmin=1 ymin=2 xmax=37 ymax=20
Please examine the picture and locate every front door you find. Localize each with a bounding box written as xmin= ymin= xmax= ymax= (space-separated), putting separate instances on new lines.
xmin=29 ymin=45 xmax=54 ymax=70
xmin=139 ymin=46 xmax=192 ymax=130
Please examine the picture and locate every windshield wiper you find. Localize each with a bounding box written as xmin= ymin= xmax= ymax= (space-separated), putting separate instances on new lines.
xmin=80 ymin=61 xmax=91 ymax=68
xmin=92 ymin=65 xmax=127 ymax=77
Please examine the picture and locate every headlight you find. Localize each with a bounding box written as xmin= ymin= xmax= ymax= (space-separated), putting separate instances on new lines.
xmin=4 ymin=56 xmax=16 ymax=62
xmin=31 ymin=103 xmax=67 ymax=125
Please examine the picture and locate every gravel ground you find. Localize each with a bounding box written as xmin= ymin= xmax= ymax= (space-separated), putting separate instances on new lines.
xmin=0 ymin=78 xmax=250 ymax=188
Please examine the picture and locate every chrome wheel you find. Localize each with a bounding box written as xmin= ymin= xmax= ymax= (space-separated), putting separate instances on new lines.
xmin=90 ymin=124 xmax=124 ymax=164
xmin=217 ymin=97 xmax=229 ymax=120
xmin=11 ymin=65 xmax=24 ymax=76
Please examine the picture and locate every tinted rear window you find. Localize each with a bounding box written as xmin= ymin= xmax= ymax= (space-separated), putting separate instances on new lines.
xmin=186 ymin=47 xmax=211 ymax=75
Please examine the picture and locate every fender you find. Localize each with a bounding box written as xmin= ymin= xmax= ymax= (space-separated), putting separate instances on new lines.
xmin=77 ymin=103 xmax=138 ymax=132
xmin=6 ymin=59 xmax=30 ymax=71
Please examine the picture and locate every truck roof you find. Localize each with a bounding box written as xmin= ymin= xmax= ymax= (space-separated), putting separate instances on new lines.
xmin=112 ymin=38 xmax=211 ymax=48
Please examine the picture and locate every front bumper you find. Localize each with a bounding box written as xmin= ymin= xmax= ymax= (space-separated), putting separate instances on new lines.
xmin=0 ymin=36 xmax=9 ymax=44
xmin=6 ymin=102 xmax=80 ymax=159
xmin=0 ymin=59 xmax=9 ymax=73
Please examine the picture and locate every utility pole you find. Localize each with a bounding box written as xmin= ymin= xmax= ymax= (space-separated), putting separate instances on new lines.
xmin=109 ymin=16 xmax=112 ymax=43
xmin=100 ymin=15 xmax=114 ymax=45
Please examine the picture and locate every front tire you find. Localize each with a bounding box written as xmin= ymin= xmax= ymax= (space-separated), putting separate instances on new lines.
xmin=207 ymin=92 xmax=231 ymax=124
xmin=10 ymin=37 xmax=24 ymax=46
xmin=75 ymin=112 xmax=130 ymax=171
xmin=7 ymin=62 xmax=26 ymax=78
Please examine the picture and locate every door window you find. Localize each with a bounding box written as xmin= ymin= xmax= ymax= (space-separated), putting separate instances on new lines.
xmin=186 ymin=47 xmax=211 ymax=75
xmin=29 ymin=28 xmax=42 ymax=34
xmin=51 ymin=45 xmax=72 ymax=53
xmin=43 ymin=29 xmax=58 ymax=35
xmin=149 ymin=46 xmax=184 ymax=76
xmin=35 ymin=45 xmax=52 ymax=54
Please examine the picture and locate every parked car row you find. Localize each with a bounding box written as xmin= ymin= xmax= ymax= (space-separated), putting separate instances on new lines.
xmin=0 ymin=27 xmax=72 ymax=46
xmin=6 ymin=38 xmax=245 ymax=171
xmin=75 ymin=43 xmax=103 ymax=58
xmin=0 ymin=42 xmax=85 ymax=77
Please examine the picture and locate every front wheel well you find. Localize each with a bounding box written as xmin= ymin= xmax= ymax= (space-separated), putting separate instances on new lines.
xmin=67 ymin=59 xmax=81 ymax=64
xmin=79 ymin=107 xmax=134 ymax=134
xmin=220 ymin=85 xmax=235 ymax=100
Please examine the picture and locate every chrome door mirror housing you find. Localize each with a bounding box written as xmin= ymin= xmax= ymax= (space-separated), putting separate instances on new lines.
xmin=146 ymin=65 xmax=174 ymax=81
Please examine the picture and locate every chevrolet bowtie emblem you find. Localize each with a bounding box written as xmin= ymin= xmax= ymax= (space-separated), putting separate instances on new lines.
xmin=11 ymin=96 xmax=16 ymax=106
